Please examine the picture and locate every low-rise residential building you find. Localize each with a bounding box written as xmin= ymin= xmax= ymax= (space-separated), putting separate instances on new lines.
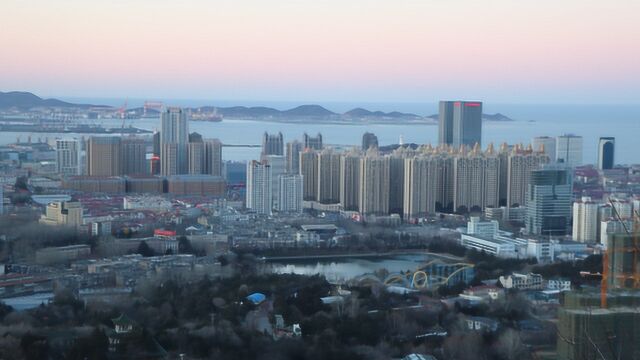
xmin=499 ymin=273 xmax=543 ymax=290
xmin=547 ymin=278 xmax=572 ymax=291
xmin=35 ymin=244 xmax=91 ymax=265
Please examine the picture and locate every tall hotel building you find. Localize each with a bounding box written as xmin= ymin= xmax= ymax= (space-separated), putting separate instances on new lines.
xmin=160 ymin=108 xmax=189 ymax=175
xmin=439 ymin=101 xmax=482 ymax=147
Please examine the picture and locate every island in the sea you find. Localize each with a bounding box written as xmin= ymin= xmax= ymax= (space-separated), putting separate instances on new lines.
xmin=0 ymin=91 xmax=516 ymax=126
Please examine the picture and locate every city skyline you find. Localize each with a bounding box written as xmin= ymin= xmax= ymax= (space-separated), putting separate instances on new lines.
xmin=2 ymin=0 xmax=640 ymax=104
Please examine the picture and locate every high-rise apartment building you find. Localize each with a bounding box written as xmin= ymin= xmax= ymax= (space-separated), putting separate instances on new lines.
xmin=203 ymin=139 xmax=223 ymax=177
xmin=597 ymin=137 xmax=615 ymax=170
xmin=389 ymin=153 xmax=405 ymax=215
xmin=506 ymin=145 xmax=549 ymax=207
xmin=246 ymin=160 xmax=272 ymax=215
xmin=278 ymin=174 xmax=303 ymax=214
xmin=263 ymin=155 xmax=285 ymax=210
xmin=556 ymin=135 xmax=583 ymax=167
xmin=317 ymin=150 xmax=341 ymax=204
xmin=262 ymin=132 xmax=284 ymax=156
xmin=299 ymin=150 xmax=319 ymax=201
xmin=56 ymin=139 xmax=81 ymax=176
xmin=121 ymin=137 xmax=147 ymax=175
xmin=188 ymin=141 xmax=205 ymax=174
xmin=453 ymin=144 xmax=499 ymax=213
xmin=286 ymin=140 xmax=303 ymax=174
xmin=160 ymin=108 xmax=189 ymax=175
xmin=572 ymin=197 xmax=599 ymax=243
xmin=362 ymin=132 xmax=379 ymax=150
xmin=532 ymin=136 xmax=556 ymax=161
xmin=525 ymin=167 xmax=572 ymax=236
xmin=359 ymin=154 xmax=390 ymax=215
xmin=303 ymin=133 xmax=323 ymax=150
xmin=340 ymin=151 xmax=361 ymax=211
xmin=86 ymin=136 xmax=121 ymax=176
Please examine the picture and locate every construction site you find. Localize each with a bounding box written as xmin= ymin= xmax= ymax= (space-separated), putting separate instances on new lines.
xmin=557 ymin=204 xmax=640 ymax=360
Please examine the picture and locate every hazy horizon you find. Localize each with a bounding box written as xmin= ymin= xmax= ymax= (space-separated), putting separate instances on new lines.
xmin=2 ymin=0 xmax=639 ymax=104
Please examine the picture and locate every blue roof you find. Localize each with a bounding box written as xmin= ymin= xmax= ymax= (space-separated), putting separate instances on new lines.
xmin=246 ymin=293 xmax=266 ymax=305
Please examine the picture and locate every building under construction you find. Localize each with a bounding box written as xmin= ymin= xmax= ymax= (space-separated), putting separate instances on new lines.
xmin=557 ymin=233 xmax=640 ymax=360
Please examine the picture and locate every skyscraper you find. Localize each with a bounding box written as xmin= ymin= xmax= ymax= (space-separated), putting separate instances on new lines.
xmin=56 ymin=139 xmax=81 ymax=176
xmin=317 ymin=150 xmax=341 ymax=204
xmin=597 ymin=137 xmax=615 ymax=170
xmin=86 ymin=136 xmax=121 ymax=176
xmin=452 ymin=101 xmax=482 ymax=147
xmin=188 ymin=140 xmax=205 ymax=174
xmin=303 ymin=133 xmax=323 ymax=150
xmin=160 ymin=107 xmax=189 ymax=175
xmin=340 ymin=151 xmax=361 ymax=211
xmin=389 ymin=153 xmax=405 ymax=215
xmin=362 ymin=132 xmax=379 ymax=150
xmin=262 ymin=132 xmax=284 ymax=156
xmin=556 ymin=134 xmax=583 ymax=167
xmin=572 ymin=197 xmax=599 ymax=243
xmin=438 ymin=101 xmax=455 ymax=145
xmin=525 ymin=167 xmax=572 ymax=236
xmin=286 ymin=140 xmax=303 ymax=174
xmin=263 ymin=155 xmax=285 ymax=209
xmin=299 ymin=150 xmax=319 ymax=201
xmin=532 ymin=136 xmax=556 ymax=161
xmin=246 ymin=160 xmax=272 ymax=215
xmin=203 ymin=139 xmax=223 ymax=177
xmin=278 ymin=174 xmax=303 ymax=214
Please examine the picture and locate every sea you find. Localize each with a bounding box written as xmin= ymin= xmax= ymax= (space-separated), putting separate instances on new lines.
xmin=2 ymin=100 xmax=639 ymax=165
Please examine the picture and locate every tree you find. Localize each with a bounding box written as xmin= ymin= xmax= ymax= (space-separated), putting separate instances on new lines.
xmin=136 ymin=241 xmax=155 ymax=257
xmin=178 ymin=236 xmax=194 ymax=254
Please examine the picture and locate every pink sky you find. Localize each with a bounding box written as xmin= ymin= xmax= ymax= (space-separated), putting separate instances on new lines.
xmin=1 ymin=0 xmax=639 ymax=103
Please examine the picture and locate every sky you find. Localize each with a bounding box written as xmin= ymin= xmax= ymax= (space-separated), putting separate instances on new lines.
xmin=1 ymin=0 xmax=640 ymax=104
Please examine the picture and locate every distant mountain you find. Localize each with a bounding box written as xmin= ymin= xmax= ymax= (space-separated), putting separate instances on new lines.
xmin=0 ymin=91 xmax=101 ymax=109
xmin=482 ymin=112 xmax=514 ymax=121
xmin=344 ymin=108 xmax=422 ymax=119
xmin=283 ymin=104 xmax=336 ymax=117
xmin=0 ymin=91 xmax=515 ymax=122
xmin=427 ymin=113 xmax=515 ymax=122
